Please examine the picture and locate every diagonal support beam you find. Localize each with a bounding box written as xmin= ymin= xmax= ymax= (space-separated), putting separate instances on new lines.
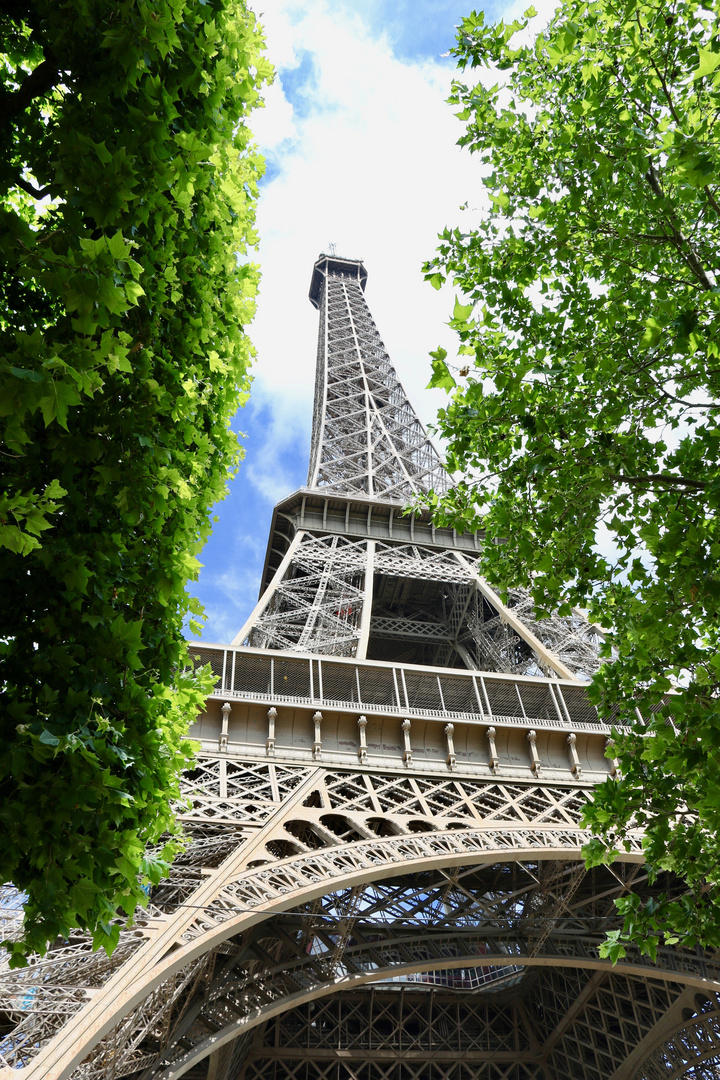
xmin=454 ymin=553 xmax=578 ymax=681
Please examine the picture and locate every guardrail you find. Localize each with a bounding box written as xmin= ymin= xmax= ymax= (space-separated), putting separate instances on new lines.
xmin=188 ymin=645 xmax=618 ymax=733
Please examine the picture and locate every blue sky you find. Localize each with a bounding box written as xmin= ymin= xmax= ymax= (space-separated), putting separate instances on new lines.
xmin=323 ymin=0 xmax=522 ymax=61
xmin=308 ymin=0 xmax=469 ymax=61
xmin=193 ymin=0 xmax=555 ymax=644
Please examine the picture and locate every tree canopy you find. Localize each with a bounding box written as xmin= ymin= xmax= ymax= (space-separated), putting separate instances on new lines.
xmin=0 ymin=0 xmax=270 ymax=964
xmin=424 ymin=0 xmax=720 ymax=958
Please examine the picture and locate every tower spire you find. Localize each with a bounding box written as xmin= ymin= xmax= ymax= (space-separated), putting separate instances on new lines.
xmin=306 ymin=254 xmax=447 ymax=502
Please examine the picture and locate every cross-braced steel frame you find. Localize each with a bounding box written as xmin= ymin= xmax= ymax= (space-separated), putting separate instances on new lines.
xmin=1 ymin=255 xmax=716 ymax=1080
xmin=234 ymin=256 xmax=603 ymax=680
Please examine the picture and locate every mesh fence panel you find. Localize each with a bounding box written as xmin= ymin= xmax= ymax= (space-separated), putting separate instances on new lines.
xmin=231 ymin=652 xmax=273 ymax=697
xmin=557 ymin=685 xmax=599 ymax=726
xmin=273 ymin=656 xmax=312 ymax=700
xmin=356 ymin=665 xmax=399 ymax=708
xmin=188 ymin=646 xmax=224 ymax=682
xmin=482 ymin=679 xmax=525 ymax=719
xmin=438 ymin=675 xmax=482 ymax=716
xmin=320 ymin=661 xmax=360 ymax=705
xmin=195 ymin=647 xmax=611 ymax=731
xmin=516 ymin=683 xmax=559 ymax=724
xmin=403 ymin=672 xmax=444 ymax=712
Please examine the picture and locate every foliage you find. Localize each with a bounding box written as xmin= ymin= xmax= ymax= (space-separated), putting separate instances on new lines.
xmin=424 ymin=0 xmax=720 ymax=955
xmin=0 ymin=0 xmax=270 ymax=964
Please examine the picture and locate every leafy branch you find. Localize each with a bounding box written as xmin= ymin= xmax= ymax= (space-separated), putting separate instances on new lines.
xmin=425 ymin=0 xmax=720 ymax=955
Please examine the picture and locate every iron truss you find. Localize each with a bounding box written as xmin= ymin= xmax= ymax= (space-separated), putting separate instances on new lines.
xmin=1 ymin=255 xmax=713 ymax=1079
xmin=306 ymin=255 xmax=448 ymax=503
xmin=231 ymin=256 xmax=606 ymax=678
xmin=1 ymin=756 xmax=718 ymax=1080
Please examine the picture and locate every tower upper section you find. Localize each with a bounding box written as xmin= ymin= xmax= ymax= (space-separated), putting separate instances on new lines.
xmin=230 ymin=254 xmax=603 ymax=680
xmin=306 ymin=254 xmax=448 ymax=503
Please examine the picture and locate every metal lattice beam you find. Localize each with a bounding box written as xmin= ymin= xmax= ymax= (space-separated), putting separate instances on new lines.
xmin=3 ymin=254 xmax=714 ymax=1080
xmin=224 ymin=256 xmax=609 ymax=682
xmin=1 ymin=754 xmax=717 ymax=1080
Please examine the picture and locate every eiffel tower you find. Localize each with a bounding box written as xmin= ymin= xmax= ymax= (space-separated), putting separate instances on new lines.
xmin=2 ymin=254 xmax=720 ymax=1080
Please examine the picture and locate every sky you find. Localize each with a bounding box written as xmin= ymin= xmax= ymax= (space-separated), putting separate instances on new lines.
xmin=194 ymin=0 xmax=557 ymax=645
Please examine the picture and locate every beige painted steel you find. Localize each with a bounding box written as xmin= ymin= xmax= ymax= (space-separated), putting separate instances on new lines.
xmin=455 ymin=553 xmax=578 ymax=681
xmin=4 ymin=748 xmax=718 ymax=1080
xmin=154 ymin=955 xmax=720 ymax=1080
xmin=355 ymin=539 xmax=375 ymax=660
xmin=6 ymin=744 xmax=718 ymax=1080
xmin=9 ymin=834 xmax=674 ymax=1080
xmin=231 ymin=530 xmax=306 ymax=647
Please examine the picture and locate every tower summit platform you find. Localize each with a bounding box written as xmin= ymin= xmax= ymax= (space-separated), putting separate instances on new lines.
xmin=308 ymin=253 xmax=368 ymax=309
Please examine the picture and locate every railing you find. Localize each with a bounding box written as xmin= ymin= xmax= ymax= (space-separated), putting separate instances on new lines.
xmin=382 ymin=964 xmax=525 ymax=992
xmin=188 ymin=645 xmax=614 ymax=733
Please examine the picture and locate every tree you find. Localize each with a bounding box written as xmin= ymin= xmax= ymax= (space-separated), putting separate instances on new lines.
xmin=424 ymin=0 xmax=720 ymax=958
xmin=0 ymin=0 xmax=270 ymax=965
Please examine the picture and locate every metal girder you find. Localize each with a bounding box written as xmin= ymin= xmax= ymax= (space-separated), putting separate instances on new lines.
xmin=1 ymin=754 xmax=717 ymax=1080
xmin=238 ymin=531 xmax=606 ymax=679
xmin=231 ymin=983 xmax=720 ymax=1080
xmin=3 ymin=254 xmax=714 ymax=1080
xmin=306 ymin=268 xmax=447 ymax=501
xmin=230 ymin=256 xmax=608 ymax=681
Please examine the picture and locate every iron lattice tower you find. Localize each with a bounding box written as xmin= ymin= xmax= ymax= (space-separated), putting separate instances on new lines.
xmin=2 ymin=255 xmax=719 ymax=1080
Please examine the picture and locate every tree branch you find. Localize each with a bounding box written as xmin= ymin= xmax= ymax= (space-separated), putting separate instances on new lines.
xmin=645 ymin=163 xmax=717 ymax=290
xmin=0 ymin=56 xmax=60 ymax=131
xmin=704 ymin=186 xmax=720 ymax=218
xmin=607 ymin=472 xmax=707 ymax=490
xmin=644 ymin=374 xmax=719 ymax=410
xmin=14 ymin=176 xmax=51 ymax=200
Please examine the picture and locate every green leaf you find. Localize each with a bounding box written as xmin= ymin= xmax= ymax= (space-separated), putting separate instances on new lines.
xmin=427 ymin=348 xmax=457 ymax=391
xmin=10 ymin=367 xmax=44 ymax=383
xmin=693 ymin=47 xmax=720 ymax=80
xmin=38 ymin=381 xmax=81 ymax=429
xmin=640 ymin=317 xmax=662 ymax=348
xmin=37 ymin=730 xmax=60 ymax=747
xmin=452 ymin=297 xmax=474 ymax=322
xmin=0 ymin=0 xmax=269 ymax=965
xmin=423 ymin=0 xmax=720 ymax=957
xmin=106 ymin=230 xmax=128 ymax=260
xmin=124 ymin=280 xmax=145 ymax=305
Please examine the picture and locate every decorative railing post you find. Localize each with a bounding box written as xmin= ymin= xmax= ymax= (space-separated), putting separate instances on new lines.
xmin=567 ymin=732 xmax=582 ymax=778
xmin=401 ymin=718 xmax=412 ymax=766
xmin=313 ymin=711 xmax=323 ymax=759
xmin=358 ymin=715 xmax=368 ymax=763
xmin=527 ymin=730 xmax=541 ymax=777
xmin=266 ymin=706 xmax=277 ymax=756
xmin=220 ymin=702 xmax=231 ymax=752
xmin=444 ymin=723 xmax=457 ymax=771
xmin=486 ymin=726 xmax=499 ymax=774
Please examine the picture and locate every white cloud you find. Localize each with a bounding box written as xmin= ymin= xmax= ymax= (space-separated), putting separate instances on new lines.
xmin=245 ymin=0 xmax=562 ymax=449
xmin=244 ymin=399 xmax=309 ymax=504
xmin=247 ymin=1 xmax=488 ymax=449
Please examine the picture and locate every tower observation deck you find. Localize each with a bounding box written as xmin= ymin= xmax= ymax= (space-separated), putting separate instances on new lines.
xmin=3 ymin=256 xmax=719 ymax=1080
